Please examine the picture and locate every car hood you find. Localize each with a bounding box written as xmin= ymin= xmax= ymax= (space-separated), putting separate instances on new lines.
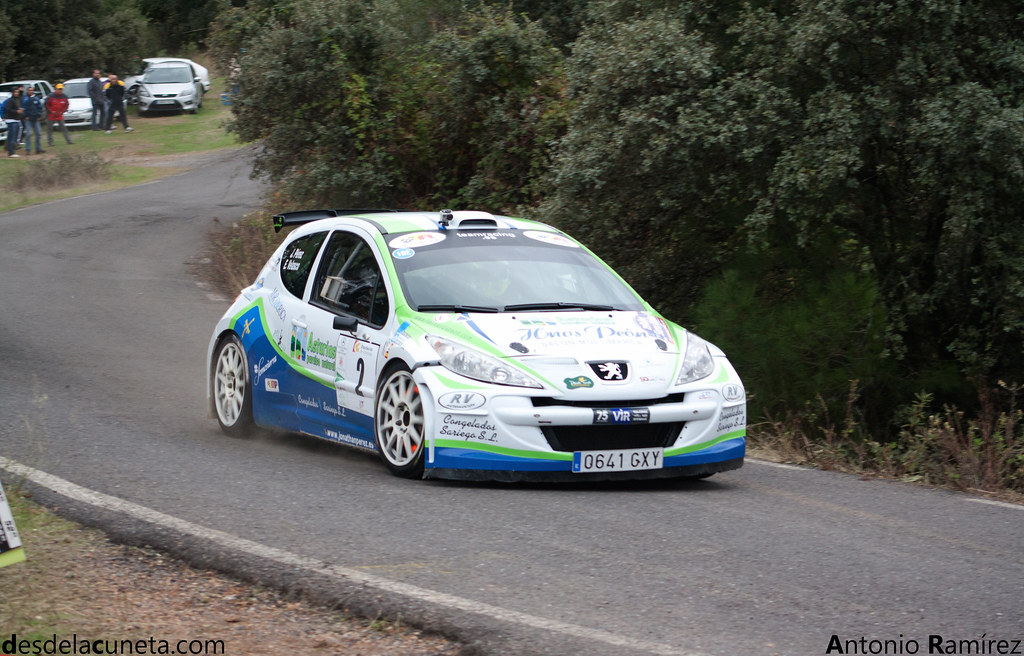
xmin=143 ymin=82 xmax=194 ymax=94
xmin=415 ymin=311 xmax=686 ymax=394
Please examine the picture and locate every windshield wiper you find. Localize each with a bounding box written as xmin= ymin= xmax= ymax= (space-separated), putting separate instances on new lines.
xmin=416 ymin=304 xmax=501 ymax=313
xmin=502 ymin=302 xmax=618 ymax=312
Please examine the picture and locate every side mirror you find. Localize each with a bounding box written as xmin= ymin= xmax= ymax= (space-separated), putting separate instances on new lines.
xmin=333 ymin=315 xmax=358 ymax=332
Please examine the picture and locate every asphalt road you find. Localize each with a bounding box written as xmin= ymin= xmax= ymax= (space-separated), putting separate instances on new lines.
xmin=0 ymin=151 xmax=1021 ymax=656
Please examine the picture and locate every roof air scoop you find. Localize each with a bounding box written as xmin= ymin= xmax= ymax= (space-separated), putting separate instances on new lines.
xmin=438 ymin=209 xmax=504 ymax=230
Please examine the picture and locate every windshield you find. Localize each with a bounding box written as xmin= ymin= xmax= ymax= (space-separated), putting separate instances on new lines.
xmin=389 ymin=230 xmax=646 ymax=312
xmin=62 ymin=82 xmax=89 ymax=98
xmin=142 ymin=67 xmax=193 ymax=84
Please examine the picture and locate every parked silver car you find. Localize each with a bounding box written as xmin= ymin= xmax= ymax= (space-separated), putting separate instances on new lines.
xmin=126 ymin=57 xmax=210 ymax=104
xmin=136 ymin=63 xmax=204 ymax=114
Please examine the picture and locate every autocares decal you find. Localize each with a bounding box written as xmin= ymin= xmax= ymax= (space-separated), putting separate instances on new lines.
xmin=522 ymin=230 xmax=579 ymax=248
xmin=388 ymin=232 xmax=446 ymax=248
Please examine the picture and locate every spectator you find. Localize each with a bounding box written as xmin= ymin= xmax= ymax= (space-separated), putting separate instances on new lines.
xmin=22 ymin=85 xmax=45 ymax=154
xmin=45 ymin=84 xmax=74 ymax=146
xmin=87 ymin=69 xmax=107 ymax=130
xmin=3 ymin=86 xmax=24 ymax=158
xmin=103 ymin=74 xmax=133 ymax=133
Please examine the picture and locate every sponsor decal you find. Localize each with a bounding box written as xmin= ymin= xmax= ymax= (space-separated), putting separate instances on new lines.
xmin=291 ymin=326 xmax=338 ymax=371
xmin=637 ymin=374 xmax=667 ymax=383
xmin=522 ymin=230 xmax=579 ymax=248
xmin=298 ymin=394 xmax=320 ymax=410
xmin=392 ymin=248 xmax=415 ymax=259
xmin=241 ymin=317 xmax=255 ymax=338
xmin=716 ymin=404 xmax=746 ymax=433
xmin=592 ymin=407 xmax=650 ymax=425
xmin=438 ymin=392 xmax=486 ymax=411
xmin=722 ymin=384 xmax=745 ymax=401
xmin=439 ymin=414 xmax=498 ymax=442
xmin=388 ymin=232 xmax=446 ymax=248
xmin=283 ymin=247 xmax=305 ymax=272
xmin=564 ymin=376 xmax=594 ymax=390
xmin=634 ymin=313 xmax=672 ymax=342
xmin=384 ymin=321 xmax=411 ymax=359
xmin=455 ymin=231 xmax=516 ymax=240
xmin=321 ymin=402 xmax=346 ymax=418
xmin=516 ymin=324 xmax=656 ymax=346
xmin=265 ymin=378 xmax=279 ymax=392
xmin=324 ymin=428 xmax=375 ymax=450
xmin=269 ymin=289 xmax=286 ymax=321
xmin=432 ymin=314 xmax=454 ymax=323
xmin=252 ymin=355 xmax=278 ymax=384
xmin=588 ymin=361 xmax=629 ymax=382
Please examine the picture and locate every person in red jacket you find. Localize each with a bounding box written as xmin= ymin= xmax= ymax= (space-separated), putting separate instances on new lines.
xmin=44 ymin=84 xmax=74 ymax=146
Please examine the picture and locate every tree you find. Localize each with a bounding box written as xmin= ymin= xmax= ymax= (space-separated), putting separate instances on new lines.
xmin=543 ymin=0 xmax=1024 ymax=427
xmin=219 ymin=0 xmax=564 ymax=211
xmin=0 ymin=0 xmax=156 ymax=80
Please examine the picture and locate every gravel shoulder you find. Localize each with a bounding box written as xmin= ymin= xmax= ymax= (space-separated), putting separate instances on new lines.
xmin=1 ymin=489 xmax=460 ymax=655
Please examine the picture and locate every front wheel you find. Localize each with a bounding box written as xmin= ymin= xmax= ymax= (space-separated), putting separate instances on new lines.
xmin=374 ymin=366 xmax=426 ymax=478
xmin=213 ymin=334 xmax=254 ymax=436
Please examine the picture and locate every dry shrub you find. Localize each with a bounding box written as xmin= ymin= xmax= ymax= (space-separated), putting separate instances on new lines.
xmin=12 ymin=150 xmax=112 ymax=191
xmin=749 ymin=381 xmax=1024 ymax=495
xmin=205 ymin=210 xmax=286 ymax=294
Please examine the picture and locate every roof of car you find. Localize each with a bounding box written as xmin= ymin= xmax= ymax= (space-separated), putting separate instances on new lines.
xmin=277 ymin=210 xmax=559 ymax=237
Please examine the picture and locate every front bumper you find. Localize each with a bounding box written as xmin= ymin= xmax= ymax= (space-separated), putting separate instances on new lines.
xmin=415 ymin=366 xmax=746 ymax=481
xmin=140 ymin=97 xmax=196 ymax=112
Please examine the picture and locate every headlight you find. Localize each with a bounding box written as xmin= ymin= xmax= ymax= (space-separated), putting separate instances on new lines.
xmin=180 ymin=89 xmax=194 ymax=98
xmin=139 ymin=87 xmax=152 ymax=98
xmin=427 ymin=335 xmax=542 ymax=388
xmin=675 ymin=332 xmax=715 ymax=385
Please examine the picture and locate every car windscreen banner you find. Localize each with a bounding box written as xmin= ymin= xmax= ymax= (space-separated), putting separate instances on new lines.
xmin=0 ymin=478 xmax=25 ymax=568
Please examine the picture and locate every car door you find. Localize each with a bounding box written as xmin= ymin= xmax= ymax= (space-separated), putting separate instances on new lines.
xmin=256 ymin=230 xmax=329 ymax=433
xmin=297 ymin=228 xmax=393 ymax=447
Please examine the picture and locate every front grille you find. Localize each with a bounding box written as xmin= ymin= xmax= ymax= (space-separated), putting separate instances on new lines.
xmin=531 ymin=393 xmax=685 ymax=409
xmin=541 ymin=423 xmax=683 ymax=452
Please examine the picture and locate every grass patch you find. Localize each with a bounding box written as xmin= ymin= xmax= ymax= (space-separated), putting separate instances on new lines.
xmin=11 ymin=151 xmax=112 ymax=191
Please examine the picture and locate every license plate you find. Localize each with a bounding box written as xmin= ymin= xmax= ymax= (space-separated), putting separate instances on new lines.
xmin=155 ymin=100 xmax=174 ymax=105
xmin=592 ymin=407 xmax=650 ymax=424
xmin=572 ymin=448 xmax=664 ymax=473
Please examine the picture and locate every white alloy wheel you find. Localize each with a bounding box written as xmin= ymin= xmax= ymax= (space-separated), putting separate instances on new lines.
xmin=214 ymin=335 xmax=253 ymax=435
xmin=375 ymin=367 xmax=426 ymax=477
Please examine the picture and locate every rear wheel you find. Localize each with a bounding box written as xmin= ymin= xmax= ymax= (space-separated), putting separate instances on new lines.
xmin=374 ymin=366 xmax=426 ymax=478
xmin=213 ymin=334 xmax=254 ymax=436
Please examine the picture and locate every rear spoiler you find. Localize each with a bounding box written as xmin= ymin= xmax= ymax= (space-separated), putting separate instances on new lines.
xmin=271 ymin=209 xmax=404 ymax=233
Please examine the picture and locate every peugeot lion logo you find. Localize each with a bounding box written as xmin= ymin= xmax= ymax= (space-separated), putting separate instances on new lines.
xmin=588 ymin=361 xmax=629 ymax=382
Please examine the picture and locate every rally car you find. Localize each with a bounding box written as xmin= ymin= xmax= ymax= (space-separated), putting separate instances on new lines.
xmin=207 ymin=209 xmax=746 ymax=481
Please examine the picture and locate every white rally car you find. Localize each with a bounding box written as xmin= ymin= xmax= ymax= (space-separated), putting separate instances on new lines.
xmin=207 ymin=210 xmax=746 ymax=481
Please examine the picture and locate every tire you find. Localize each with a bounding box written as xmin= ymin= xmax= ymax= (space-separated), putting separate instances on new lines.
xmin=213 ymin=334 xmax=254 ymax=436
xmin=374 ymin=365 xmax=426 ymax=478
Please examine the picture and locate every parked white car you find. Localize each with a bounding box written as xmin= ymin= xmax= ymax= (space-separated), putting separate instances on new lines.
xmin=53 ymin=78 xmax=96 ymax=127
xmin=136 ymin=63 xmax=205 ymax=114
xmin=0 ymin=79 xmax=56 ymax=103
